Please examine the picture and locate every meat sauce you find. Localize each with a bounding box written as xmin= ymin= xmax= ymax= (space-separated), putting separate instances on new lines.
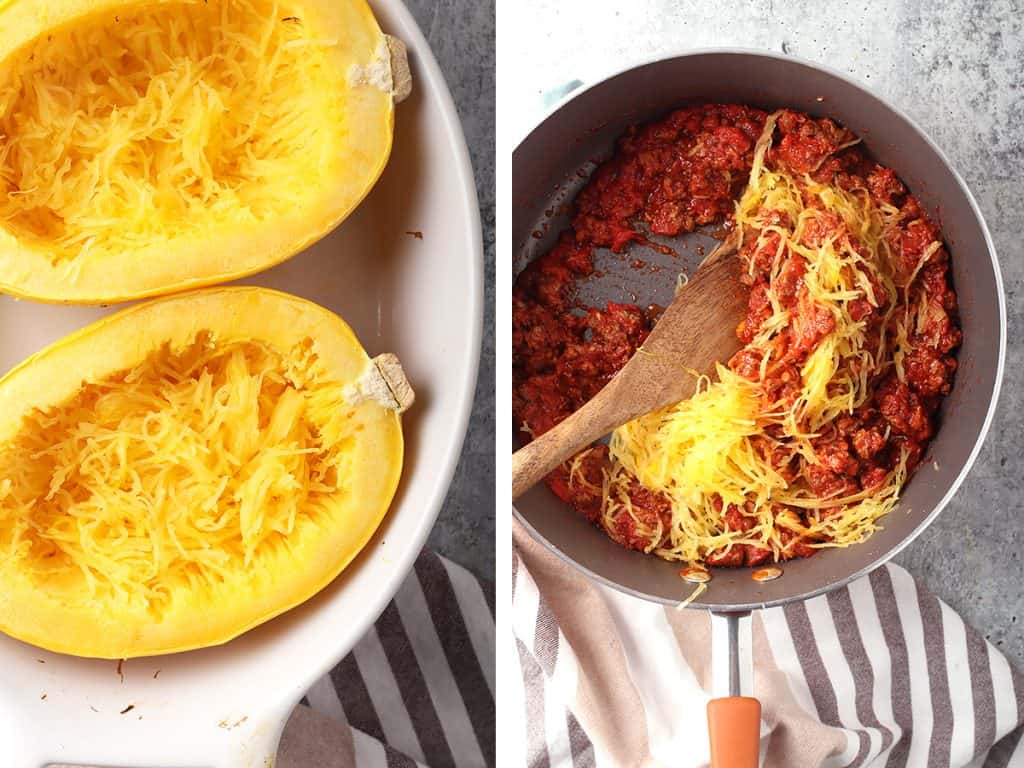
xmin=512 ymin=104 xmax=961 ymax=565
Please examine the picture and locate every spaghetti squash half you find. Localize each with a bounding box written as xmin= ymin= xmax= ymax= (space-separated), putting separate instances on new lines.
xmin=0 ymin=0 xmax=409 ymax=303
xmin=0 ymin=287 xmax=411 ymax=657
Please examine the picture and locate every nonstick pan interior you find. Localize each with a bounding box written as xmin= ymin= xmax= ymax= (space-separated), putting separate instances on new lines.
xmin=512 ymin=50 xmax=1004 ymax=610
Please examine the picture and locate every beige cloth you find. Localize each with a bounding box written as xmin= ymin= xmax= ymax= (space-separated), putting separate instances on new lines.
xmin=279 ymin=705 xmax=358 ymax=767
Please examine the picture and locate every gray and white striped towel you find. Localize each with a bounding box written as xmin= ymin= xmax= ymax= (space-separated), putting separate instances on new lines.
xmin=281 ymin=551 xmax=495 ymax=768
xmin=511 ymin=521 xmax=1024 ymax=768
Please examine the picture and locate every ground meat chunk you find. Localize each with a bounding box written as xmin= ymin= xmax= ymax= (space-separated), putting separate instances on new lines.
xmin=514 ymin=374 xmax=571 ymax=438
xmin=759 ymin=355 xmax=803 ymax=409
xmin=729 ymin=348 xmax=763 ymax=380
xmin=852 ymin=427 xmax=887 ymax=460
xmin=848 ymin=298 xmax=874 ymax=322
xmin=556 ymin=302 xmax=649 ymax=401
xmin=801 ymin=210 xmax=843 ymax=249
xmin=815 ymin=436 xmax=860 ymax=476
xmin=806 ymin=463 xmax=859 ymax=499
xmin=737 ymin=278 xmax=773 ymax=343
xmin=877 ymin=375 xmax=933 ymax=443
xmin=771 ymin=110 xmax=857 ymax=176
xmin=779 ymin=528 xmax=819 ymax=559
xmin=604 ymin=480 xmax=672 ymax=551
xmin=903 ymin=346 xmax=957 ymax=397
xmin=787 ymin=293 xmax=836 ymax=360
xmin=705 ymin=501 xmax=750 ymax=566
xmin=741 ymin=210 xmax=788 ymax=274
xmin=774 ymin=253 xmax=806 ymax=307
xmin=861 ymin=466 xmax=889 ymax=490
xmin=705 ymin=502 xmax=774 ymax=567
xmin=546 ymin=445 xmax=610 ymax=524
xmin=893 ymin=216 xmax=943 ymax=286
xmin=866 ymin=166 xmax=907 ymax=206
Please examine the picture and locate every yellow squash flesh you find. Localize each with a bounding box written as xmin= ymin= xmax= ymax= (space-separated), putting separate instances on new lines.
xmin=0 ymin=0 xmax=407 ymax=304
xmin=0 ymin=287 xmax=409 ymax=657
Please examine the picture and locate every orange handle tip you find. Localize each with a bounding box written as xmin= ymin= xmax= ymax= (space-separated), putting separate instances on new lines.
xmin=707 ymin=696 xmax=761 ymax=768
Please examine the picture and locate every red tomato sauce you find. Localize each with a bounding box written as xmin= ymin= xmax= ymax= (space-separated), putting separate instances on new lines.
xmin=512 ymin=105 xmax=961 ymax=565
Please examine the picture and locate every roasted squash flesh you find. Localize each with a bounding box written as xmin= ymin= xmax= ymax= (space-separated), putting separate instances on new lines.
xmin=0 ymin=0 xmax=403 ymax=303
xmin=0 ymin=288 xmax=409 ymax=657
xmin=0 ymin=0 xmax=344 ymax=260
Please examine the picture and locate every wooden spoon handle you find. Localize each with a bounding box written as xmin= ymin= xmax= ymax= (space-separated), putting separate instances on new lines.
xmin=511 ymin=239 xmax=745 ymax=501
xmin=511 ymin=377 xmax=627 ymax=500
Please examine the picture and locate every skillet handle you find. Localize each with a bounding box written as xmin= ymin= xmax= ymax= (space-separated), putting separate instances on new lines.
xmin=708 ymin=611 xmax=761 ymax=767
xmin=707 ymin=696 xmax=761 ymax=768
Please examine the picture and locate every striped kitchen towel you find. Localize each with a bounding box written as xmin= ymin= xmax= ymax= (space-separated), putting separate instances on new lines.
xmin=281 ymin=551 xmax=495 ymax=768
xmin=511 ymin=520 xmax=1024 ymax=768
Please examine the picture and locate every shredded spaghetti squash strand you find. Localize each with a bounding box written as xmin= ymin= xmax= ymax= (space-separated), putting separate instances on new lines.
xmin=0 ymin=0 xmax=341 ymax=264
xmin=0 ymin=335 xmax=357 ymax=616
xmin=605 ymin=111 xmax=936 ymax=564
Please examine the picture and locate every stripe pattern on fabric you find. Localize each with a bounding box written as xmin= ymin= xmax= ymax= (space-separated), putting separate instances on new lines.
xmin=302 ymin=551 xmax=495 ymax=768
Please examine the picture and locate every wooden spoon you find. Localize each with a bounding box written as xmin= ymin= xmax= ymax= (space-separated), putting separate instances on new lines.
xmin=511 ymin=236 xmax=749 ymax=500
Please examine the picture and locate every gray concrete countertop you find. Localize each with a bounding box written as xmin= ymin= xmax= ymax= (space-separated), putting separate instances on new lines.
xmin=510 ymin=0 xmax=1023 ymax=662
xmin=402 ymin=1 xmax=495 ymax=582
